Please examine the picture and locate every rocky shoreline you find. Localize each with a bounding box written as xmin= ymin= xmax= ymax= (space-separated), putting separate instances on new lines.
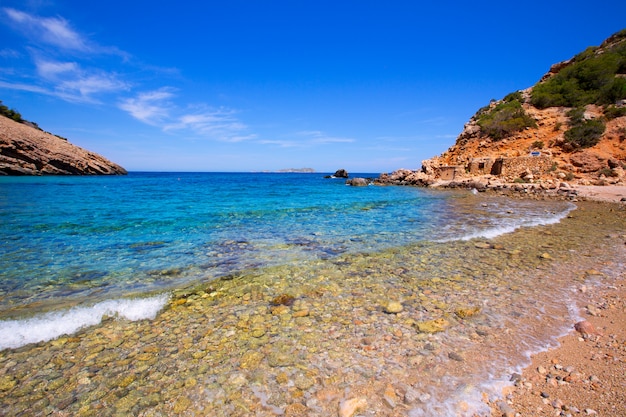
xmin=347 ymin=168 xmax=626 ymax=204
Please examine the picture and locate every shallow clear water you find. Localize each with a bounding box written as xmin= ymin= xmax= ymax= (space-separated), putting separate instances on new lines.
xmin=1 ymin=173 xmax=624 ymax=417
xmin=0 ymin=172 xmax=572 ymax=322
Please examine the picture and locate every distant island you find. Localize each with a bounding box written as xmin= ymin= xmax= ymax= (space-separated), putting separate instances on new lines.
xmin=275 ymin=168 xmax=316 ymax=173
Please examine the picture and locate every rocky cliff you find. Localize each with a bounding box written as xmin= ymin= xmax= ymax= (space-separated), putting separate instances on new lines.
xmin=379 ymin=30 xmax=626 ymax=191
xmin=0 ymin=115 xmax=127 ymax=175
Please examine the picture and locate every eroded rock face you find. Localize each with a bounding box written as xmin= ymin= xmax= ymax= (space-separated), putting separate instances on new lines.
xmin=570 ymin=151 xmax=606 ymax=173
xmin=0 ymin=116 xmax=127 ymax=175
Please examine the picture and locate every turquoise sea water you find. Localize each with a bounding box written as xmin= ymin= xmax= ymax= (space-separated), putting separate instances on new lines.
xmin=0 ymin=172 xmax=574 ymax=348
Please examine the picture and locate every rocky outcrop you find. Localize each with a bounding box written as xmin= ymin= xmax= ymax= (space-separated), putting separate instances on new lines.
xmin=375 ymin=169 xmax=434 ymax=186
xmin=333 ymin=169 xmax=349 ymax=178
xmin=346 ymin=177 xmax=369 ymax=186
xmin=427 ymin=103 xmax=625 ymax=186
xmin=0 ymin=115 xmax=126 ymax=175
xmin=382 ymin=32 xmax=626 ymax=190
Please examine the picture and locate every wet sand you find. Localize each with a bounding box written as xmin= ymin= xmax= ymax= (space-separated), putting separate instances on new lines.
xmin=492 ymin=281 xmax=626 ymax=416
xmin=490 ymin=189 xmax=626 ymax=417
xmin=0 ymin=197 xmax=624 ymax=417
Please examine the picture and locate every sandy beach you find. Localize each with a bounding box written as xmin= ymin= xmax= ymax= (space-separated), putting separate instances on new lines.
xmin=490 ymin=187 xmax=626 ymax=417
xmin=575 ymin=185 xmax=626 ymax=203
xmin=491 ymin=282 xmax=626 ymax=416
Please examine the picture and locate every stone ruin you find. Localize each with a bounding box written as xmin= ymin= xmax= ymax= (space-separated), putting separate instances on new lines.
xmin=431 ymin=154 xmax=554 ymax=181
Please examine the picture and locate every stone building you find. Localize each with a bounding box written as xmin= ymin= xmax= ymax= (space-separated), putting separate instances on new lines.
xmin=499 ymin=155 xmax=553 ymax=178
xmin=433 ymin=154 xmax=554 ymax=180
xmin=434 ymin=165 xmax=464 ymax=180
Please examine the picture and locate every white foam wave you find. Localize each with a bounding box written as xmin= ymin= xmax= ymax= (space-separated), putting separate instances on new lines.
xmin=445 ymin=203 xmax=576 ymax=242
xmin=0 ymin=294 xmax=169 ymax=351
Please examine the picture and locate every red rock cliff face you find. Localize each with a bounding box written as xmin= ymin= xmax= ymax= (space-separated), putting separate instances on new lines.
xmin=428 ymin=102 xmax=626 ymax=184
xmin=0 ymin=116 xmax=127 ymax=175
xmin=419 ymin=31 xmax=626 ymax=186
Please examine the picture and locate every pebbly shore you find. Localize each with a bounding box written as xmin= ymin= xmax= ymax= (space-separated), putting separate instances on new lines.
xmin=490 ymin=280 xmax=626 ymax=417
xmin=0 ymin=197 xmax=624 ymax=416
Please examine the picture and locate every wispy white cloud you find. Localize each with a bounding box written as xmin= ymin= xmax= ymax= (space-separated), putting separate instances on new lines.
xmin=119 ymin=88 xmax=175 ymax=125
xmin=59 ymin=74 xmax=129 ymax=100
xmin=0 ymin=48 xmax=21 ymax=59
xmin=165 ymin=109 xmax=252 ymax=141
xmin=4 ymin=8 xmax=90 ymax=52
xmin=2 ymin=8 xmax=254 ymax=142
xmin=120 ymin=90 xmax=255 ymax=142
xmin=296 ymin=130 xmax=356 ymax=144
xmin=257 ymin=130 xmax=356 ymax=149
xmin=0 ymin=80 xmax=51 ymax=95
xmin=32 ymin=58 xmax=129 ymax=103
xmin=258 ymin=139 xmax=302 ymax=148
xmin=36 ymin=59 xmax=78 ymax=79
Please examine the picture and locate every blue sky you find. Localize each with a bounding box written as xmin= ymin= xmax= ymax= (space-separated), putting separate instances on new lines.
xmin=1 ymin=1 xmax=625 ymax=173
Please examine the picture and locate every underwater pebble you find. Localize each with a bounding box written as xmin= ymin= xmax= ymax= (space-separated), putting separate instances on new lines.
xmin=338 ymin=397 xmax=367 ymax=417
xmin=383 ymin=301 xmax=403 ymax=314
xmin=1 ymin=201 xmax=624 ymax=417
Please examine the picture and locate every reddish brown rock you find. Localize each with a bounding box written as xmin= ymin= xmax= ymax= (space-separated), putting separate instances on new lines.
xmin=570 ymin=152 xmax=606 ymax=173
xmin=0 ymin=115 xmax=126 ymax=175
xmin=574 ymin=320 xmax=599 ymax=337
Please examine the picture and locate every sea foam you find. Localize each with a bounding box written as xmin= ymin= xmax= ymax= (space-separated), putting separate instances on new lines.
xmin=0 ymin=294 xmax=169 ymax=351
xmin=455 ymin=203 xmax=576 ymax=242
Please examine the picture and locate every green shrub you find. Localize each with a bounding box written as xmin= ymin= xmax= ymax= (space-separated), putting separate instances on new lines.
xmin=532 ymin=140 xmax=544 ymax=149
xmin=567 ymin=107 xmax=586 ymax=124
xmin=604 ymin=105 xmax=626 ymax=120
xmin=0 ymin=100 xmax=23 ymax=123
xmin=530 ymin=32 xmax=626 ymax=109
xmin=597 ymin=168 xmax=618 ymax=177
xmin=564 ymin=119 xmax=605 ymax=148
xmin=503 ymin=91 xmax=524 ymax=103
xmin=476 ymin=99 xmax=537 ymax=140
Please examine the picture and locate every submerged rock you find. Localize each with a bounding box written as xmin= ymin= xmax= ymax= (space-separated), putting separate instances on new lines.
xmin=271 ymin=294 xmax=296 ymax=306
xmin=383 ymin=301 xmax=404 ymax=314
xmin=414 ymin=318 xmax=450 ymax=333
xmin=338 ymin=397 xmax=367 ymax=417
xmin=455 ymin=306 xmax=481 ymax=319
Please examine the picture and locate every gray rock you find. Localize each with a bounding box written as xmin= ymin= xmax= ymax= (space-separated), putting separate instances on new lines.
xmin=496 ymin=400 xmax=515 ymax=417
xmin=404 ymin=387 xmax=420 ymax=404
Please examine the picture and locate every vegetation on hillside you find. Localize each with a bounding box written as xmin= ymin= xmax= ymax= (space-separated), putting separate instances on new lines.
xmin=531 ymin=29 xmax=626 ymax=109
xmin=476 ymin=91 xmax=537 ymax=140
xmin=563 ymin=107 xmax=606 ymax=149
xmin=471 ymin=30 xmax=626 ymax=150
xmin=0 ymin=100 xmax=24 ymax=123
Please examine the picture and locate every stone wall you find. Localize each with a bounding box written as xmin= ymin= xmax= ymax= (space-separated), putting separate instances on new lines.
xmin=468 ymin=158 xmax=497 ymax=175
xmin=500 ymin=155 xmax=553 ymax=178
xmin=434 ymin=165 xmax=464 ymax=180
